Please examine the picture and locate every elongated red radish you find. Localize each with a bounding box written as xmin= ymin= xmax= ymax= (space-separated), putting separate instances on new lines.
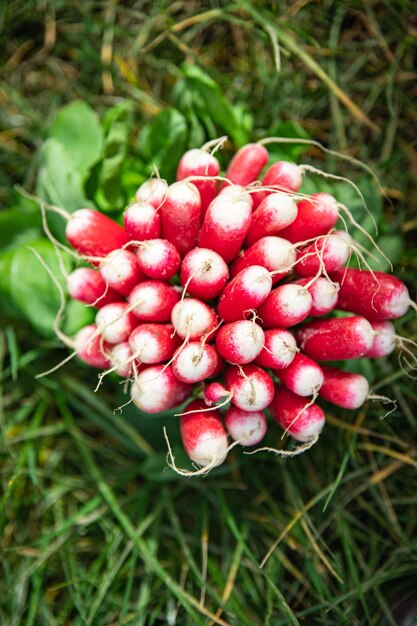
xmin=176 ymin=149 xmax=220 ymax=214
xmin=180 ymin=400 xmax=228 ymax=468
xmin=252 ymin=161 xmax=303 ymax=209
xmin=129 ymin=324 xmax=181 ymax=364
xmin=256 ymin=328 xmax=297 ymax=370
xmin=135 ymin=178 xmax=168 ymax=208
xmin=66 ymin=209 xmax=131 ymax=262
xmin=331 ymin=268 xmax=411 ymax=320
xmin=221 ymin=143 xmax=269 ymax=188
xmin=225 ymin=364 xmax=274 ymax=411
xmin=218 ymin=184 xmax=254 ymax=209
xmin=225 ymin=407 xmax=267 ymax=446
xmin=67 ymin=268 xmax=119 ymax=308
xmin=136 ymin=239 xmax=180 ymax=280
xmin=271 ymin=385 xmax=325 ymax=442
xmin=296 ymin=316 xmax=373 ymax=360
xmin=319 ymin=365 xmax=369 ymax=409
xmin=172 ymin=342 xmax=219 ymax=383
xmin=99 ymin=249 xmax=143 ymax=297
xmin=277 ymin=353 xmax=323 ymax=397
xmin=131 ymin=364 xmax=191 ymax=413
xmin=180 ymin=247 xmax=229 ymax=300
xmin=278 ymin=193 xmax=339 ymax=243
xmin=295 ymin=233 xmax=350 ymax=277
xmin=197 ymin=192 xmax=252 ymax=263
xmin=366 ymin=321 xmax=396 ymax=358
xmin=128 ymin=281 xmax=180 ymax=322
xmin=231 ymin=236 xmax=296 ymax=283
xmin=216 ymin=320 xmax=264 ymax=364
xmin=217 ymin=265 xmax=272 ymax=323
xmin=257 ymin=284 xmax=313 ymax=328
xmin=123 ymin=202 xmax=161 ymax=241
xmin=245 ymin=192 xmax=298 ymax=245
xmin=171 ymin=298 xmax=218 ymax=341
xmin=203 ymin=382 xmax=230 ymax=406
xmin=95 ymin=302 xmax=138 ymax=344
xmin=109 ymin=342 xmax=140 ymax=378
xmin=294 ymin=277 xmax=339 ymax=316
xmin=75 ymin=324 xmax=111 ymax=369
xmin=159 ymin=181 xmax=202 ymax=256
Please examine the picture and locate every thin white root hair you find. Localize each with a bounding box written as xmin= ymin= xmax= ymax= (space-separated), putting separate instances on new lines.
xmin=367 ymin=394 xmax=398 ymax=420
xmin=16 ymin=185 xmax=72 ymax=221
xmin=35 ymin=350 xmax=78 ymax=379
xmin=174 ymin=392 xmax=233 ymax=417
xmin=201 ymin=135 xmax=228 ymax=156
xmin=244 ymin=434 xmax=319 ymax=457
xmin=40 ymin=202 xmax=71 ymax=280
xmin=164 ymin=427 xmax=222 ymax=477
xmin=281 ymin=390 xmax=319 ymax=440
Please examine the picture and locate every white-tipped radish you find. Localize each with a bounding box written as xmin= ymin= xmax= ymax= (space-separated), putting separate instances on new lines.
xmin=67 ymin=268 xmax=119 ymax=308
xmin=99 ymin=249 xmax=143 ymax=297
xmin=295 ymin=233 xmax=350 ymax=277
xmin=221 ymin=143 xmax=269 ymax=188
xmin=128 ymin=281 xmax=180 ymax=322
xmin=225 ymin=364 xmax=274 ymax=411
xmin=216 ymin=320 xmax=265 ymax=364
xmin=252 ymin=161 xmax=303 ymax=209
xmin=177 ymin=148 xmax=220 ymax=214
xmin=319 ymin=365 xmax=370 ymax=409
xmin=277 ymin=353 xmax=324 ymax=397
xmin=172 ymin=342 xmax=219 ymax=383
xmin=75 ymin=324 xmax=111 ymax=369
xmin=217 ymin=265 xmax=272 ymax=323
xmin=295 ymin=277 xmax=339 ymax=316
xmin=257 ymin=283 xmax=313 ymax=328
xmin=123 ymin=202 xmax=161 ymax=241
xmin=136 ymin=239 xmax=180 ymax=280
xmin=367 ymin=321 xmax=396 ymax=358
xmin=256 ymin=328 xmax=298 ymax=370
xmin=66 ymin=209 xmax=130 ymax=262
xmin=245 ymin=192 xmax=298 ymax=245
xmin=160 ymin=181 xmax=202 ymax=256
xmin=109 ymin=342 xmax=137 ymax=377
xmin=129 ymin=324 xmax=181 ymax=364
xmin=180 ymin=400 xmax=228 ymax=468
xmin=171 ymin=298 xmax=218 ymax=341
xmin=135 ymin=178 xmax=168 ymax=208
xmin=279 ymin=192 xmax=339 ymax=243
xmin=180 ymin=247 xmax=229 ymax=300
xmin=131 ymin=364 xmax=191 ymax=413
xmin=203 ymin=382 xmax=230 ymax=406
xmin=231 ymin=236 xmax=296 ymax=283
xmin=95 ymin=302 xmax=137 ymax=344
xmin=225 ymin=407 xmax=267 ymax=447
xmin=296 ymin=316 xmax=374 ymax=360
xmin=271 ymin=385 xmax=325 ymax=442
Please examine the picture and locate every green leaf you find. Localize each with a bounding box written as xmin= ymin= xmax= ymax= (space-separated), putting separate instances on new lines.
xmin=0 ymin=200 xmax=42 ymax=251
xmin=63 ymin=298 xmax=95 ymax=336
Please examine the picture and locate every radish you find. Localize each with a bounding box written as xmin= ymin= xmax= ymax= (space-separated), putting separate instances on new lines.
xmin=176 ymin=148 xmax=220 ymax=213
xmin=366 ymin=321 xmax=396 ymax=358
xmin=296 ymin=316 xmax=373 ymax=360
xmin=135 ymin=178 xmax=168 ymax=208
xmin=271 ymin=385 xmax=325 ymax=442
xmin=128 ymin=281 xmax=180 ymax=322
xmin=218 ymin=184 xmax=254 ymax=208
xmin=256 ymin=328 xmax=298 ymax=370
xmin=67 ymin=268 xmax=119 ymax=308
xmin=95 ymin=302 xmax=137 ymax=344
xmin=257 ymin=284 xmax=313 ymax=328
xmin=277 ymin=353 xmax=324 ymax=397
xmin=225 ymin=364 xmax=274 ymax=411
xmin=221 ymin=143 xmax=269 ymax=188
xmin=252 ymin=161 xmax=303 ymax=209
xmin=180 ymin=247 xmax=229 ymax=300
xmin=159 ymin=181 xmax=202 ymax=256
xmin=231 ymin=236 xmax=296 ymax=282
xmin=66 ymin=209 xmax=131 ymax=262
xmin=172 ymin=342 xmax=219 ymax=383
xmin=123 ymin=202 xmax=161 ymax=241
xmin=295 ymin=233 xmax=350 ymax=277
xmin=225 ymin=407 xmax=267 ymax=446
xmin=171 ymin=298 xmax=218 ymax=341
xmin=131 ymin=364 xmax=191 ymax=413
xmin=180 ymin=400 xmax=228 ymax=468
xmin=217 ymin=265 xmax=272 ymax=323
xmin=216 ymin=320 xmax=264 ymax=364
xmin=74 ymin=324 xmax=111 ymax=369
xmin=278 ymin=192 xmax=339 ymax=243
xmin=319 ymin=365 xmax=370 ymax=409
xmin=203 ymin=382 xmax=230 ymax=406
xmin=331 ymin=268 xmax=411 ymax=320
xmin=294 ymin=277 xmax=339 ymax=316
xmin=109 ymin=342 xmax=137 ymax=377
xmin=129 ymin=324 xmax=181 ymax=364
xmin=245 ymin=192 xmax=298 ymax=246
xmin=99 ymin=249 xmax=143 ymax=297
xmin=136 ymin=239 xmax=180 ymax=280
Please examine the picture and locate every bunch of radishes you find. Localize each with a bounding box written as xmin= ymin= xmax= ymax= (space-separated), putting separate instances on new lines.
xmin=62 ymin=141 xmax=413 ymax=473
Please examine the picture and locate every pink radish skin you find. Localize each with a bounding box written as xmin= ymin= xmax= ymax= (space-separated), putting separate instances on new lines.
xmin=109 ymin=342 xmax=137 ymax=378
xmin=277 ymin=353 xmax=324 ymax=397
xmin=128 ymin=281 xmax=180 ymax=322
xmin=225 ymin=364 xmax=274 ymax=412
xmin=319 ymin=365 xmax=370 ymax=409
xmin=216 ymin=320 xmax=265 ymax=364
xmin=131 ymin=365 xmax=191 ymax=414
xmin=129 ymin=324 xmax=181 ymax=364
xmin=294 ymin=277 xmax=339 ymax=316
xmin=278 ymin=193 xmax=339 ymax=243
xmin=331 ymin=268 xmax=411 ymax=320
xmin=75 ymin=324 xmax=111 ymax=369
xmin=67 ymin=268 xmax=119 ymax=308
xmin=252 ymin=161 xmax=303 ymax=209
xmin=221 ymin=143 xmax=269 ymax=188
xmin=99 ymin=249 xmax=143 ymax=297
xmin=180 ymin=247 xmax=229 ymax=300
xmin=203 ymin=382 xmax=230 ymax=406
xmin=271 ymin=385 xmax=325 ymax=442
xmin=257 ymin=284 xmax=313 ymax=329
xmin=225 ymin=407 xmax=267 ymax=447
xmin=135 ymin=179 xmax=168 ymax=209
xmin=180 ymin=400 xmax=228 ymax=468
xmin=366 ymin=321 xmax=396 ymax=358
xmin=171 ymin=299 xmax=218 ymax=341
xmin=296 ymin=316 xmax=373 ymax=361
xmin=256 ymin=328 xmax=298 ymax=370
xmin=160 ymin=181 xmax=202 ymax=256
xmin=176 ymin=149 xmax=220 ymax=214
xmin=231 ymin=236 xmax=296 ymax=283
xmin=123 ymin=202 xmax=161 ymax=241
xmin=95 ymin=302 xmax=138 ymax=344
xmin=66 ymin=209 xmax=130 ymax=262
xmin=136 ymin=239 xmax=180 ymax=280
xmin=217 ymin=265 xmax=273 ymax=323
xmin=172 ymin=342 xmax=220 ymax=383
xmin=245 ymin=192 xmax=298 ymax=245
xmin=295 ymin=233 xmax=350 ymax=277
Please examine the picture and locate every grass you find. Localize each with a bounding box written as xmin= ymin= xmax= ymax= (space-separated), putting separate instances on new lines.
xmin=1 ymin=1 xmax=417 ymax=624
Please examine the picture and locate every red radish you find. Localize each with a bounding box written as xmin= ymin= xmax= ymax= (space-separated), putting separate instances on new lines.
xmin=203 ymin=382 xmax=230 ymax=406
xmin=252 ymin=161 xmax=303 ymax=209
xmin=245 ymin=192 xmax=298 ymax=245
xmin=109 ymin=342 xmax=136 ymax=377
xmin=180 ymin=400 xmax=228 ymax=468
xmin=218 ymin=184 xmax=254 ymax=209
xmin=128 ymin=281 xmax=180 ymax=322
xmin=278 ymin=193 xmax=339 ymax=243
xmin=66 ymin=209 xmax=130 ymax=262
xmin=136 ymin=239 xmax=180 ymax=280
xmin=221 ymin=143 xmax=269 ymax=188
xmin=197 ymin=192 xmax=252 ymax=263
xmin=225 ymin=364 xmax=274 ymax=411
xmin=319 ymin=365 xmax=369 ymax=409
xmin=129 ymin=324 xmax=181 ymax=364
xmin=159 ymin=181 xmax=202 ymax=256
xmin=271 ymin=385 xmax=325 ymax=442
xmin=176 ymin=149 xmax=220 ymax=214
xmin=99 ymin=249 xmax=143 ymax=297
xmin=295 ymin=233 xmax=350 ymax=277
xmin=131 ymin=365 xmax=191 ymax=413
xmin=95 ymin=302 xmax=137 ymax=344
xmin=296 ymin=316 xmax=373 ymax=360
xmin=257 ymin=284 xmax=313 ymax=329
xmin=180 ymin=247 xmax=229 ymax=300
xmin=123 ymin=202 xmax=161 ymax=241
xmin=277 ymin=353 xmax=324 ymax=397
xmin=231 ymin=236 xmax=296 ymax=282
xmin=294 ymin=277 xmax=339 ymax=316
xmin=256 ymin=328 xmax=298 ymax=370
xmin=172 ymin=342 xmax=219 ymax=383
xmin=171 ymin=299 xmax=218 ymax=341
xmin=331 ymin=268 xmax=411 ymax=320
xmin=75 ymin=324 xmax=111 ymax=369
xmin=67 ymin=268 xmax=119 ymax=308
xmin=217 ymin=265 xmax=272 ymax=323
xmin=216 ymin=320 xmax=264 ymax=364
xmin=225 ymin=407 xmax=267 ymax=446
xmin=366 ymin=321 xmax=396 ymax=358
xmin=135 ymin=178 xmax=168 ymax=209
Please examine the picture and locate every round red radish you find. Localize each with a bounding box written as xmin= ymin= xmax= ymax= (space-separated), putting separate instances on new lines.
xmin=160 ymin=181 xmax=202 ymax=256
xmin=319 ymin=365 xmax=369 ymax=409
xmin=278 ymin=192 xmax=339 ymax=243
xmin=296 ymin=316 xmax=374 ymax=361
xmin=66 ymin=209 xmax=131 ymax=262
xmin=225 ymin=407 xmax=267 ymax=447
xmin=231 ymin=236 xmax=296 ymax=283
xmin=136 ymin=239 xmax=180 ymax=280
xmin=99 ymin=249 xmax=143 ymax=297
xmin=123 ymin=202 xmax=161 ymax=241
xmin=75 ymin=324 xmax=111 ymax=369
xmin=180 ymin=400 xmax=228 ymax=468
xmin=256 ymin=328 xmax=298 ymax=370
xmin=128 ymin=281 xmax=180 ymax=322
xmin=216 ymin=320 xmax=264 ymax=364
xmin=225 ymin=364 xmax=274 ymax=412
xmin=203 ymin=382 xmax=230 ymax=406
xmin=295 ymin=233 xmax=350 ymax=277
xmin=67 ymin=268 xmax=119 ymax=308
xmin=109 ymin=342 xmax=136 ymax=377
xmin=245 ymin=192 xmax=298 ymax=245
xmin=366 ymin=321 xmax=396 ymax=358
xmin=129 ymin=324 xmax=180 ymax=364
xmin=171 ymin=299 xmax=218 ymax=341
xmin=135 ymin=178 xmax=168 ymax=209
xmin=294 ymin=277 xmax=339 ymax=316
xmin=221 ymin=143 xmax=269 ymax=188
xmin=271 ymin=385 xmax=325 ymax=442
xmin=257 ymin=284 xmax=313 ymax=328
xmin=131 ymin=364 xmax=191 ymax=414
xmin=217 ymin=265 xmax=272 ymax=323
xmin=252 ymin=161 xmax=303 ymax=209
xmin=277 ymin=353 xmax=324 ymax=397
xmin=176 ymin=148 xmax=220 ymax=214
xmin=95 ymin=302 xmax=137 ymax=344
xmin=180 ymin=247 xmax=229 ymax=300
xmin=172 ymin=342 xmax=219 ymax=383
